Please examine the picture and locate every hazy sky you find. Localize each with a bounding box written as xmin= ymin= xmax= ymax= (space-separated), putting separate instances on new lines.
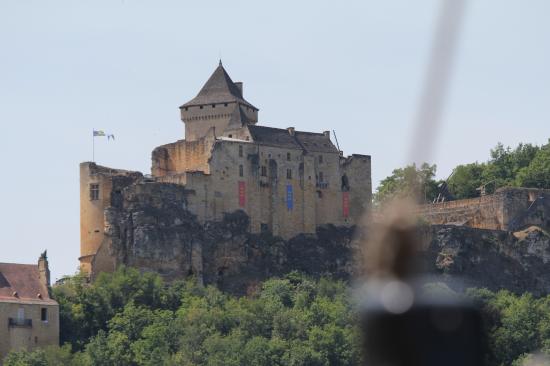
xmin=1 ymin=0 xmax=549 ymax=280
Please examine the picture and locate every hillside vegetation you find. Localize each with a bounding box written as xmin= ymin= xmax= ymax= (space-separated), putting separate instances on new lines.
xmin=5 ymin=267 xmax=550 ymax=365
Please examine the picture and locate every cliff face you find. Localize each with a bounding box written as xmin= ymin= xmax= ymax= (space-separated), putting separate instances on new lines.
xmin=95 ymin=181 xmax=550 ymax=295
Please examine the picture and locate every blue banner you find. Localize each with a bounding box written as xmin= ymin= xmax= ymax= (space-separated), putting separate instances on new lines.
xmin=286 ymin=185 xmax=293 ymax=210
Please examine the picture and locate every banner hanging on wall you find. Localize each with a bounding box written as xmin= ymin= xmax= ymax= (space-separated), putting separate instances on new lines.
xmin=238 ymin=181 xmax=246 ymax=207
xmin=343 ymin=192 xmax=350 ymax=218
xmin=286 ymin=185 xmax=293 ymax=210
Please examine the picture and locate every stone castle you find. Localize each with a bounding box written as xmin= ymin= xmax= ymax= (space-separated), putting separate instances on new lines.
xmin=79 ymin=62 xmax=372 ymax=276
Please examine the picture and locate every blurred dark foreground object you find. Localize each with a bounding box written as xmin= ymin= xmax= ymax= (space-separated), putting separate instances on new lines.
xmin=360 ymin=201 xmax=486 ymax=366
xmin=360 ymin=280 xmax=485 ymax=366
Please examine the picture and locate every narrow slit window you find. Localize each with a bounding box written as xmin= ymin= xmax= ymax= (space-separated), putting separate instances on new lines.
xmin=239 ymin=145 xmax=243 ymax=157
xmin=287 ymin=152 xmax=291 ymax=161
xmin=239 ymin=165 xmax=244 ymax=177
xmin=286 ymin=169 xmax=292 ymax=179
xmin=261 ymin=166 xmax=267 ymax=177
xmin=319 ymin=155 xmax=323 ymax=164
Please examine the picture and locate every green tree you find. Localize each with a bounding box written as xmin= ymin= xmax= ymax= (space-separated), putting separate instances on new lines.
xmin=374 ymin=163 xmax=440 ymax=205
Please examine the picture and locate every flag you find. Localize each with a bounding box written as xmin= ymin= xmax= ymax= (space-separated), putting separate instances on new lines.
xmin=93 ymin=130 xmax=106 ymax=137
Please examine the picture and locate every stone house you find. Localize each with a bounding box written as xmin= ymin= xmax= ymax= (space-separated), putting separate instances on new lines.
xmin=79 ymin=62 xmax=372 ymax=276
xmin=0 ymin=252 xmax=59 ymax=362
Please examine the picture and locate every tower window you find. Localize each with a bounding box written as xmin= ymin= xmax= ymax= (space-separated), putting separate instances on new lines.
xmin=287 ymin=152 xmax=291 ymax=161
xmin=319 ymin=155 xmax=323 ymax=164
xmin=286 ymin=169 xmax=292 ymax=179
xmin=224 ymin=103 xmax=228 ymax=107
xmin=41 ymin=308 xmax=48 ymax=322
xmin=200 ymin=106 xmax=203 ymax=109
xmin=319 ymin=172 xmax=324 ymax=182
xmin=212 ymin=104 xmax=216 ymax=108
xmin=239 ymin=145 xmax=243 ymax=157
xmin=239 ymin=165 xmax=244 ymax=177
xmin=261 ymin=166 xmax=267 ymax=177
xmin=90 ymin=184 xmax=99 ymax=201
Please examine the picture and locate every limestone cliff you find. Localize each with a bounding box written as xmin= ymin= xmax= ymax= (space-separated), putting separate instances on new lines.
xmin=93 ymin=181 xmax=550 ymax=295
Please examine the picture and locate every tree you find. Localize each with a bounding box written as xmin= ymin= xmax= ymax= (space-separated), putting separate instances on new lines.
xmin=374 ymin=163 xmax=440 ymax=205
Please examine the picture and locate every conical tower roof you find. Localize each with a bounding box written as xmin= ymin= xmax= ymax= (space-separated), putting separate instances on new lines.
xmin=180 ymin=61 xmax=258 ymax=110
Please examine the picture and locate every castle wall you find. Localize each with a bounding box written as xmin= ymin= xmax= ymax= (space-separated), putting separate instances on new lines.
xmin=151 ymin=135 xmax=214 ymax=177
xmin=416 ymin=187 xmax=550 ymax=231
xmin=181 ymin=103 xmax=257 ymax=141
xmin=79 ymin=163 xmax=142 ymax=274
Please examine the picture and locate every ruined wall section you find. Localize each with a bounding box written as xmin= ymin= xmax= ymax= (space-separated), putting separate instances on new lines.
xmin=79 ymin=162 xmax=142 ymax=274
xmin=151 ymin=132 xmax=215 ymax=177
xmin=417 ymin=187 xmax=550 ymax=231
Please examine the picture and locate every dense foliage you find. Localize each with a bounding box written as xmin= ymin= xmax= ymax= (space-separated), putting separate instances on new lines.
xmin=373 ymin=162 xmax=440 ymax=205
xmin=4 ymin=268 xmax=359 ymax=366
xmin=6 ymin=268 xmax=550 ymax=365
xmin=375 ymin=139 xmax=550 ymax=204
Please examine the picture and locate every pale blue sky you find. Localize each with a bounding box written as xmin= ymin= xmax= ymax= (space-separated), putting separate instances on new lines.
xmin=1 ymin=1 xmax=549 ymax=280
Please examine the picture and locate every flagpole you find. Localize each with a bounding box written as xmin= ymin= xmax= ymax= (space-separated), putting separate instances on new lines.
xmin=92 ymin=129 xmax=95 ymax=162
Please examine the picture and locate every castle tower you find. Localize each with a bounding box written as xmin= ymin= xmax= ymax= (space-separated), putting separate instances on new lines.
xmin=179 ymin=61 xmax=258 ymax=141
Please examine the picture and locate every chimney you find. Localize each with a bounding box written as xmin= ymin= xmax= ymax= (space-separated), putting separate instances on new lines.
xmin=323 ymin=131 xmax=330 ymax=138
xmin=287 ymin=127 xmax=295 ymax=136
xmin=38 ymin=250 xmax=50 ymax=288
xmin=235 ymin=82 xmax=243 ymax=96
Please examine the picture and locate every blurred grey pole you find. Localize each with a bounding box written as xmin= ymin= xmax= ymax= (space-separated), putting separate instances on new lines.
xmin=361 ymin=1 xmax=482 ymax=365
xmin=410 ymin=0 xmax=467 ymax=165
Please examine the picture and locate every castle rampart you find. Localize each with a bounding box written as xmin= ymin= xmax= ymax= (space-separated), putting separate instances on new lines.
xmin=416 ymin=187 xmax=550 ymax=231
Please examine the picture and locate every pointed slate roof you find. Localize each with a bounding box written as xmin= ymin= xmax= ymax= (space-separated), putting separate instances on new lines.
xmin=181 ymin=61 xmax=258 ymax=110
xmin=227 ymin=104 xmax=251 ymax=129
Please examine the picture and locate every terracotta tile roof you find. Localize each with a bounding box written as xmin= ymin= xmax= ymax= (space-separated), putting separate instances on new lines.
xmin=181 ymin=62 xmax=258 ymax=110
xmin=0 ymin=263 xmax=56 ymax=304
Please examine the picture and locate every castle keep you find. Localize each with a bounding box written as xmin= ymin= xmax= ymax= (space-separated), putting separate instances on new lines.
xmin=80 ymin=63 xmax=372 ymax=276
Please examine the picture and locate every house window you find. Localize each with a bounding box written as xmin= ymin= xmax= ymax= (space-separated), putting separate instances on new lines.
xmin=319 ymin=155 xmax=323 ymax=164
xmin=239 ymin=165 xmax=244 ymax=177
xmin=287 ymin=152 xmax=291 ymax=161
xmin=261 ymin=166 xmax=267 ymax=177
xmin=200 ymin=106 xmax=203 ymax=109
xmin=228 ymin=134 xmax=233 ymax=138
xmin=286 ymin=169 xmax=292 ymax=179
xmin=212 ymin=104 xmax=216 ymax=108
xmin=41 ymin=308 xmax=48 ymax=322
xmin=239 ymin=145 xmax=243 ymax=157
xmin=90 ymin=184 xmax=99 ymax=201
xmin=224 ymin=103 xmax=228 ymax=107
xmin=260 ymin=223 xmax=269 ymax=233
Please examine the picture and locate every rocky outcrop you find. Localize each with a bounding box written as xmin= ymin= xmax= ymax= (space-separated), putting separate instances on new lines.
xmin=96 ymin=181 xmax=550 ymax=295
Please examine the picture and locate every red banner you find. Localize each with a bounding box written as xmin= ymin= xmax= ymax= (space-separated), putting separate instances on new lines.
xmin=238 ymin=181 xmax=246 ymax=207
xmin=342 ymin=192 xmax=349 ymax=217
